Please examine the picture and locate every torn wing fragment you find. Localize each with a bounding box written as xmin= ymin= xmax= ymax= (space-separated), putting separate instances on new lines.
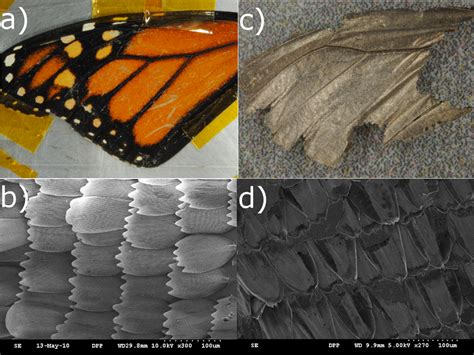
xmin=242 ymin=9 xmax=473 ymax=167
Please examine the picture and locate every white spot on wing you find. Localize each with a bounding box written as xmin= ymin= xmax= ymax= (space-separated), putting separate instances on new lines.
xmin=5 ymin=73 xmax=13 ymax=83
xmin=82 ymin=23 xmax=95 ymax=32
xmin=61 ymin=35 xmax=76 ymax=44
xmin=4 ymin=54 xmax=15 ymax=67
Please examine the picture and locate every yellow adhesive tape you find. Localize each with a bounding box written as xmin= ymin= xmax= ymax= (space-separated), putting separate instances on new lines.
xmin=92 ymin=0 xmax=217 ymax=17
xmin=162 ymin=0 xmax=216 ymax=11
xmin=1 ymin=1 xmax=49 ymax=177
xmin=92 ymin=0 xmax=163 ymax=17
xmin=192 ymin=100 xmax=238 ymax=149
xmin=0 ymin=149 xmax=38 ymax=178
xmin=0 ymin=106 xmax=53 ymax=153
xmin=0 ymin=0 xmax=14 ymax=12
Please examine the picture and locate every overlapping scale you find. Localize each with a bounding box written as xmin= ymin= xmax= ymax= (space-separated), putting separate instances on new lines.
xmin=5 ymin=179 xmax=85 ymax=339
xmin=1 ymin=179 xmax=238 ymax=340
xmin=0 ymin=181 xmax=31 ymax=339
xmin=175 ymin=234 xmax=236 ymax=274
xmin=54 ymin=179 xmax=133 ymax=339
xmin=210 ymin=295 xmax=237 ymax=339
xmin=165 ymin=179 xmax=237 ymax=339
xmin=113 ymin=179 xmax=182 ymax=339
xmin=238 ymin=179 xmax=474 ymax=339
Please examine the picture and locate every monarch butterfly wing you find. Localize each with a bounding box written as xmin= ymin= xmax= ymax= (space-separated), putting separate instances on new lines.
xmin=0 ymin=12 xmax=238 ymax=168
xmin=0 ymin=16 xmax=140 ymax=116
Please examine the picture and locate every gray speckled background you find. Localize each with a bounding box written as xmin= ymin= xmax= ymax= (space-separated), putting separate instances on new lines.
xmin=239 ymin=0 xmax=473 ymax=178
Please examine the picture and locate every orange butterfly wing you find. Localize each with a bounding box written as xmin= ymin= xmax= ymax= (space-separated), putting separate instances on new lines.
xmin=0 ymin=12 xmax=237 ymax=167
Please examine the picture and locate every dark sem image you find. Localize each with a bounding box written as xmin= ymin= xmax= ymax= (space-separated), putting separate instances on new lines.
xmin=237 ymin=179 xmax=473 ymax=339
xmin=0 ymin=179 xmax=236 ymax=339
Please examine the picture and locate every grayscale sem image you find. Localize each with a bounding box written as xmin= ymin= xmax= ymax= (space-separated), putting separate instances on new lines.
xmin=237 ymin=179 xmax=473 ymax=339
xmin=0 ymin=179 xmax=236 ymax=339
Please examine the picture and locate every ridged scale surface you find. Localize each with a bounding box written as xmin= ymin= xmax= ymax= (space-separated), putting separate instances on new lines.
xmin=0 ymin=180 xmax=36 ymax=339
xmin=6 ymin=179 xmax=85 ymax=339
xmin=0 ymin=179 xmax=236 ymax=339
